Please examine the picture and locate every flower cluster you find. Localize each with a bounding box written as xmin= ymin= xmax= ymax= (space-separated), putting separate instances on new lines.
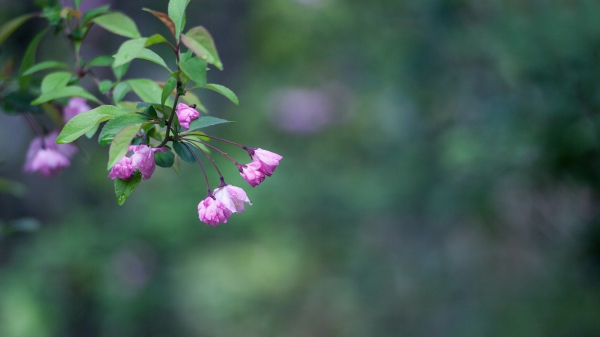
xmin=24 ymin=131 xmax=77 ymax=177
xmin=108 ymin=145 xmax=168 ymax=180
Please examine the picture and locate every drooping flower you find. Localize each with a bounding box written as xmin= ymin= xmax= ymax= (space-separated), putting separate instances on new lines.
xmin=213 ymin=184 xmax=252 ymax=213
xmin=108 ymin=156 xmax=135 ymax=180
xmin=23 ymin=131 xmax=77 ymax=177
xmin=239 ymin=161 xmax=265 ymax=187
xmin=248 ymin=148 xmax=282 ymax=176
xmin=198 ymin=196 xmax=232 ymax=226
xmin=176 ymin=103 xmax=200 ymax=130
xmin=63 ymin=97 xmax=90 ymax=123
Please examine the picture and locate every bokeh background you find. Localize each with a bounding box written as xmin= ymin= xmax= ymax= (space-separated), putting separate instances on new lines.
xmin=2 ymin=0 xmax=600 ymax=336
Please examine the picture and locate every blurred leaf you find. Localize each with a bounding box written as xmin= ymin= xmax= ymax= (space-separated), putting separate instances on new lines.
xmin=0 ymin=92 xmax=40 ymax=114
xmin=113 ymin=82 xmax=131 ymax=104
xmin=180 ymin=90 xmax=208 ymax=113
xmin=42 ymin=3 xmax=62 ymax=25
xmin=155 ymin=149 xmax=175 ymax=168
xmin=136 ymin=49 xmax=172 ymax=72
xmin=88 ymin=55 xmax=114 ymax=67
xmin=173 ymin=141 xmax=196 ymax=163
xmin=57 ymin=105 xmax=133 ymax=143
xmin=206 ymin=83 xmax=239 ymax=106
xmin=41 ymin=102 xmax=63 ymax=125
xmin=168 ymin=0 xmax=190 ymax=42
xmin=0 ymin=177 xmax=26 ymax=197
xmin=93 ymin=12 xmax=141 ymax=39
xmin=128 ymin=78 xmax=172 ymax=105
xmin=40 ymin=71 xmax=71 ymax=93
xmin=0 ymin=13 xmax=36 ymax=46
xmin=114 ymin=171 xmax=142 ymax=205
xmin=143 ymin=8 xmax=175 ymax=37
xmin=108 ymin=124 xmax=140 ymax=169
xmin=179 ymin=57 xmax=207 ymax=88
xmin=98 ymin=80 xmax=114 ymax=94
xmin=18 ymin=29 xmax=48 ymax=92
xmin=112 ymin=38 xmax=148 ymax=68
xmin=98 ymin=113 xmax=149 ymax=146
xmin=73 ymin=0 xmax=82 ymax=9
xmin=181 ymin=26 xmax=223 ymax=70
xmin=22 ymin=61 xmax=70 ymax=76
xmin=80 ymin=5 xmax=110 ymax=25
xmin=162 ymin=77 xmax=177 ymax=108
xmin=172 ymin=152 xmax=181 ymax=175
xmin=187 ymin=116 xmax=232 ymax=132
xmin=32 ymin=86 xmax=100 ymax=105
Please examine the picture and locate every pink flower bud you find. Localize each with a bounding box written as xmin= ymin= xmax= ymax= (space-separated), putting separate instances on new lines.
xmin=250 ymin=148 xmax=282 ymax=176
xmin=198 ymin=197 xmax=233 ymax=226
xmin=63 ymin=98 xmax=90 ymax=123
xmin=176 ymin=103 xmax=200 ymax=130
xmin=108 ymin=156 xmax=134 ymax=180
xmin=239 ymin=161 xmax=265 ymax=187
xmin=23 ymin=131 xmax=77 ymax=177
xmin=213 ymin=184 xmax=252 ymax=213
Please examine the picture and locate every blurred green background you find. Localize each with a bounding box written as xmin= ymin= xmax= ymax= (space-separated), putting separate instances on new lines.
xmin=2 ymin=0 xmax=600 ymax=336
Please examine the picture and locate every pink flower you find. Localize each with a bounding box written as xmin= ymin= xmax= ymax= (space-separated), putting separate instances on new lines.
xmin=249 ymin=148 xmax=282 ymax=176
xmin=108 ymin=156 xmax=134 ymax=180
xmin=239 ymin=161 xmax=265 ymax=187
xmin=108 ymin=145 xmax=168 ymax=180
xmin=198 ymin=197 xmax=232 ymax=226
xmin=213 ymin=184 xmax=252 ymax=213
xmin=176 ymin=103 xmax=199 ymax=130
xmin=63 ymin=98 xmax=90 ymax=123
xmin=23 ymin=131 xmax=77 ymax=177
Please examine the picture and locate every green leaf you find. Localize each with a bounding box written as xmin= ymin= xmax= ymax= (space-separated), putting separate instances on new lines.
xmin=114 ymin=171 xmax=142 ymax=205
xmin=18 ymin=29 xmax=48 ymax=92
xmin=187 ymin=116 xmax=232 ymax=132
xmin=98 ymin=80 xmax=114 ymax=94
xmin=99 ymin=113 xmax=149 ymax=146
xmin=128 ymin=78 xmax=172 ymax=105
xmin=112 ymin=62 xmax=130 ymax=81
xmin=145 ymin=33 xmax=168 ymax=47
xmin=173 ymin=141 xmax=196 ymax=163
xmin=180 ymin=26 xmax=223 ymax=70
xmin=168 ymin=0 xmax=190 ymax=42
xmin=112 ymin=38 xmax=148 ymax=68
xmin=73 ymin=0 xmax=83 ymax=9
xmin=88 ymin=55 xmax=114 ymax=67
xmin=57 ymin=105 xmax=133 ymax=143
xmin=40 ymin=71 xmax=72 ymax=93
xmin=162 ymin=77 xmax=177 ymax=108
xmin=143 ymin=8 xmax=175 ymax=37
xmin=0 ymin=13 xmax=35 ymax=46
xmin=93 ymin=12 xmax=141 ymax=39
xmin=32 ymin=86 xmax=101 ymax=105
xmin=179 ymin=57 xmax=207 ymax=88
xmin=135 ymin=49 xmax=171 ymax=72
xmin=81 ymin=5 xmax=110 ymax=26
xmin=113 ymin=82 xmax=131 ymax=104
xmin=155 ymin=149 xmax=175 ymax=168
xmin=85 ymin=123 xmax=100 ymax=138
xmin=206 ymin=83 xmax=239 ymax=106
xmin=108 ymin=124 xmax=140 ymax=169
xmin=22 ymin=61 xmax=70 ymax=76
xmin=180 ymin=90 xmax=208 ymax=113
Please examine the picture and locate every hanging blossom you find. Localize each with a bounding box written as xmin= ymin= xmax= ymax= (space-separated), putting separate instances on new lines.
xmin=176 ymin=103 xmax=200 ymax=130
xmin=197 ymin=197 xmax=233 ymax=226
xmin=213 ymin=184 xmax=252 ymax=213
xmin=246 ymin=148 xmax=283 ymax=176
xmin=23 ymin=130 xmax=77 ymax=177
xmin=63 ymin=98 xmax=90 ymax=123
xmin=108 ymin=145 xmax=168 ymax=180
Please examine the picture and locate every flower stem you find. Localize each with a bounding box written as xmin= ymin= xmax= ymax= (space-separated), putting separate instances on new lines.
xmin=183 ymin=137 xmax=240 ymax=166
xmin=158 ymin=80 xmax=183 ymax=148
xmin=182 ymin=141 xmax=212 ymax=198
xmin=187 ymin=141 xmax=226 ymax=187
xmin=197 ymin=134 xmax=245 ymax=148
